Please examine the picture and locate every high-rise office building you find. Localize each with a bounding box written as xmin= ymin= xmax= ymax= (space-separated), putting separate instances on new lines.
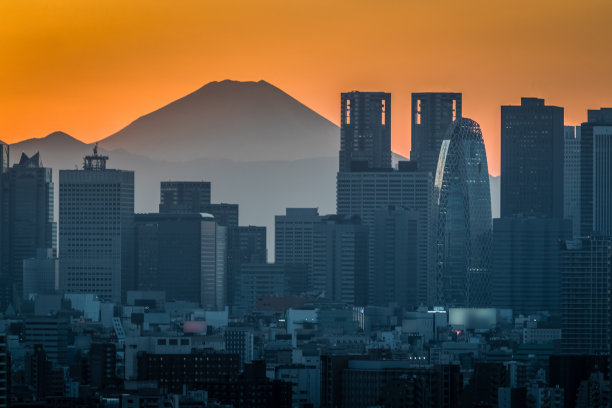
xmin=238 ymin=226 xmax=267 ymax=264
xmin=491 ymin=216 xmax=572 ymax=315
xmin=501 ymin=97 xmax=564 ymax=218
xmin=435 ymin=117 xmax=492 ymax=307
xmin=410 ymin=92 xmax=462 ymax=175
xmin=23 ymin=248 xmax=58 ymax=299
xmin=336 ymin=169 xmax=435 ymax=305
xmin=59 ymin=148 xmax=134 ymax=302
xmin=561 ymin=236 xmax=611 ymax=355
xmin=159 ymin=181 xmax=211 ymax=213
xmin=564 ymin=126 xmax=581 ymax=237
xmin=200 ymin=220 xmax=228 ymax=310
xmin=275 ymin=208 xmax=322 ymax=277
xmin=1 ymin=152 xmax=55 ymax=303
xmin=312 ymin=215 xmax=369 ymax=305
xmin=135 ymin=213 xmax=223 ymax=304
xmin=0 ymin=143 xmax=8 ymax=309
xmin=372 ymin=206 xmax=425 ymax=308
xmin=579 ymin=109 xmax=612 ymax=236
xmin=578 ymin=109 xmax=612 ymax=237
xmin=339 ymin=91 xmax=391 ymax=172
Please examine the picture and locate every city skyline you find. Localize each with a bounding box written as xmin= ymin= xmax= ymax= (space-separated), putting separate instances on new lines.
xmin=4 ymin=1 xmax=612 ymax=175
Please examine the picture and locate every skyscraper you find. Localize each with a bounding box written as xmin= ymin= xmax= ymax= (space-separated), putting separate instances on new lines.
xmin=159 ymin=181 xmax=211 ymax=213
xmin=337 ymin=169 xmax=435 ymax=305
xmin=561 ymin=236 xmax=611 ymax=355
xmin=491 ymin=216 xmax=572 ymax=315
xmin=0 ymin=143 xmax=8 ymax=308
xmin=200 ymin=219 xmax=228 ymax=310
xmin=275 ymin=208 xmax=322 ymax=287
xmin=564 ymin=126 xmax=581 ymax=237
xmin=134 ymin=213 xmax=220 ymax=304
xmin=435 ymin=117 xmax=492 ymax=307
xmin=312 ymin=215 xmax=369 ymax=305
xmin=500 ymin=97 xmax=564 ymax=218
xmin=372 ymin=206 xmax=424 ymax=309
xmin=339 ymin=91 xmax=391 ymax=172
xmin=2 ymin=152 xmax=55 ymax=303
xmin=238 ymin=226 xmax=267 ymax=264
xmin=59 ymin=147 xmax=134 ymax=302
xmin=579 ymin=109 xmax=612 ymax=237
xmin=410 ymin=92 xmax=462 ymax=175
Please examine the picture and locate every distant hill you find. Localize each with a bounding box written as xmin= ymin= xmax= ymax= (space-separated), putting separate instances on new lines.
xmin=98 ymin=80 xmax=339 ymax=162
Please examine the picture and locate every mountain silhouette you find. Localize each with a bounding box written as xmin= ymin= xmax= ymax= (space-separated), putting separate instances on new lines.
xmin=98 ymin=80 xmax=339 ymax=162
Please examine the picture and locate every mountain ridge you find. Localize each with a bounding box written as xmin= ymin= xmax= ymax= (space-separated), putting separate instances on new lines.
xmin=97 ymin=79 xmax=340 ymax=162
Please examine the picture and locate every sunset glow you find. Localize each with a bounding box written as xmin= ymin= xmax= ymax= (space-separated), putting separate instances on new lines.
xmin=2 ymin=0 xmax=612 ymax=174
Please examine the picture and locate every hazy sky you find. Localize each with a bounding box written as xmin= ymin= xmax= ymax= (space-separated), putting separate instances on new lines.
xmin=2 ymin=0 xmax=612 ymax=175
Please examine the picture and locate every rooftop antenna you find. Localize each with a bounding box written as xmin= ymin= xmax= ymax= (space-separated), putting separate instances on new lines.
xmin=83 ymin=143 xmax=108 ymax=170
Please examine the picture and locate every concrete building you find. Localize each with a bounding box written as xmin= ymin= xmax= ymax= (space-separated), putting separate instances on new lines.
xmin=435 ymin=118 xmax=492 ymax=307
xmin=200 ymin=220 xmax=228 ymax=310
xmin=0 ymin=334 xmax=9 ymax=408
xmin=336 ymin=170 xmax=435 ymax=306
xmin=24 ymin=315 xmax=70 ymax=366
xmin=59 ymin=147 xmax=134 ymax=302
xmin=238 ymin=225 xmax=267 ymax=264
xmin=372 ymin=205 xmax=426 ymax=308
xmin=275 ymin=208 xmax=322 ymax=290
xmin=579 ymin=108 xmax=612 ymax=236
xmin=0 ymin=152 xmax=55 ymax=306
xmin=22 ymin=248 xmax=58 ymax=298
xmin=501 ymin=97 xmax=564 ymax=218
xmin=233 ymin=263 xmax=288 ymax=315
xmin=312 ymin=215 xmax=368 ymax=305
xmin=564 ymin=126 xmax=581 ymax=237
xmin=561 ymin=236 xmax=611 ymax=355
xmin=135 ymin=213 xmax=224 ymax=305
xmin=491 ymin=216 xmax=572 ymax=315
xmin=224 ymin=328 xmax=254 ymax=369
xmin=410 ymin=92 xmax=462 ymax=175
xmin=275 ymin=365 xmax=320 ymax=408
xmin=159 ymin=181 xmax=211 ymax=213
xmin=339 ymin=91 xmax=391 ymax=172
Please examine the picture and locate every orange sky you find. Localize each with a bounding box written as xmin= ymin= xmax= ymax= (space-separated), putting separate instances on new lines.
xmin=2 ymin=0 xmax=612 ymax=175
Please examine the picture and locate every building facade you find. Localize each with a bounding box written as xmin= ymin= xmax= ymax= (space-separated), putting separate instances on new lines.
xmin=435 ymin=117 xmax=492 ymax=307
xmin=159 ymin=181 xmax=211 ymax=213
xmin=564 ymin=126 xmax=581 ymax=237
xmin=1 ymin=152 xmax=55 ymax=305
xmin=561 ymin=236 xmax=611 ymax=355
xmin=337 ymin=169 xmax=435 ymax=306
xmin=410 ymin=92 xmax=462 ymax=175
xmin=59 ymin=149 xmax=134 ymax=302
xmin=491 ymin=216 xmax=572 ymax=315
xmin=339 ymin=91 xmax=391 ymax=172
xmin=501 ymin=97 xmax=564 ymax=218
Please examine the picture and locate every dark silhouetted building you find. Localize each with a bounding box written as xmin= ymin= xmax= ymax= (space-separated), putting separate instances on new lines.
xmin=372 ymin=206 xmax=425 ymax=308
xmin=312 ymin=215 xmax=369 ymax=305
xmin=337 ymin=170 xmax=435 ymax=306
xmin=579 ymin=108 xmax=612 ymax=237
xmin=159 ymin=181 xmax=211 ymax=213
xmin=561 ymin=236 xmax=611 ymax=355
xmin=0 ymin=152 xmax=55 ymax=306
xmin=88 ymin=343 xmax=117 ymax=391
xmin=24 ymin=316 xmax=70 ymax=366
xmin=137 ymin=351 xmax=240 ymax=394
xmin=59 ymin=148 xmax=134 ymax=302
xmin=238 ymin=225 xmax=267 ymax=264
xmin=435 ymin=118 xmax=492 ymax=307
xmin=135 ymin=213 xmax=224 ymax=304
xmin=410 ymin=92 xmax=462 ymax=175
xmin=549 ymin=355 xmax=610 ymax=408
xmin=23 ymin=248 xmax=58 ymax=299
xmin=492 ymin=216 xmax=572 ymax=315
xmin=0 ymin=334 xmax=9 ymax=408
xmin=564 ymin=126 xmax=581 ymax=237
xmin=339 ymin=91 xmax=391 ymax=172
xmin=501 ymin=97 xmax=564 ymax=218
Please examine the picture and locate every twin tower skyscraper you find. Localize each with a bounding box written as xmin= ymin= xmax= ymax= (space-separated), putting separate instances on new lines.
xmin=337 ymin=91 xmax=492 ymax=308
